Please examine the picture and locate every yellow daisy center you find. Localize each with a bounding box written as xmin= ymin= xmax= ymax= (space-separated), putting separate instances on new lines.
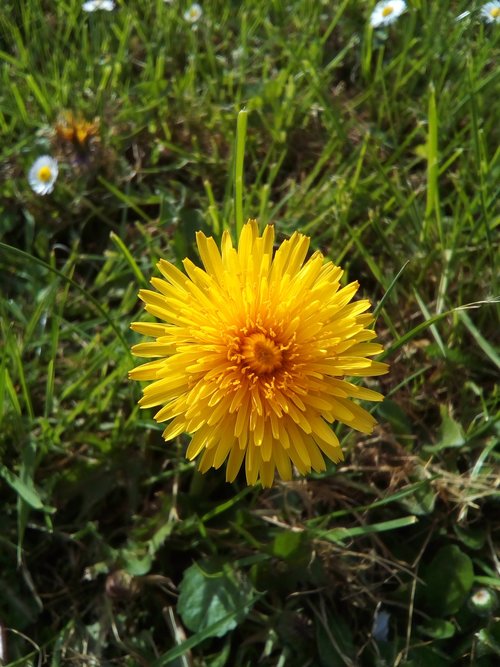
xmin=37 ymin=165 xmax=52 ymax=182
xmin=490 ymin=7 xmax=500 ymax=17
xmin=382 ymin=6 xmax=394 ymax=17
xmin=242 ymin=333 xmax=283 ymax=375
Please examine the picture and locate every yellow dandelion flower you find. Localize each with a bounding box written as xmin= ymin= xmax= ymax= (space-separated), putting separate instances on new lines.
xmin=55 ymin=111 xmax=99 ymax=149
xmin=129 ymin=221 xmax=389 ymax=487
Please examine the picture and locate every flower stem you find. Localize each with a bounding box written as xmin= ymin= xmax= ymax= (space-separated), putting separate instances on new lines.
xmin=234 ymin=109 xmax=248 ymax=237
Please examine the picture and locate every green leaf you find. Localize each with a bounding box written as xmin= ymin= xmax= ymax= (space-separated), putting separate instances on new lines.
xmin=424 ymin=407 xmax=466 ymax=452
xmin=313 ymin=515 xmax=417 ymax=545
xmin=17 ymin=436 xmax=42 ymax=563
xmin=177 ymin=561 xmax=255 ymax=639
xmin=152 ymin=602 xmax=258 ymax=667
xmin=438 ymin=409 xmax=466 ymax=448
xmin=315 ymin=609 xmax=355 ymax=667
xmin=397 ymin=470 xmax=437 ymax=516
xmin=476 ymin=627 xmax=500 ymax=657
xmin=110 ymin=231 xmax=148 ymax=287
xmin=458 ymin=310 xmax=500 ymax=370
xmin=424 ymin=545 xmax=474 ymax=615
xmin=425 ymin=83 xmax=439 ymax=223
xmin=0 ymin=462 xmax=46 ymax=511
xmin=417 ymin=618 xmax=456 ymax=639
xmin=272 ymin=530 xmax=306 ymax=560
xmin=453 ymin=524 xmax=486 ymax=550
xmin=121 ymin=550 xmax=153 ymax=577
xmin=403 ymin=645 xmax=451 ymax=667
xmin=474 ymin=576 xmax=500 ymax=591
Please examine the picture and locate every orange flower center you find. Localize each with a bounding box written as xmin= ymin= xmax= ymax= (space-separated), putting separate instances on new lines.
xmin=37 ymin=165 xmax=52 ymax=182
xmin=382 ymin=6 xmax=394 ymax=17
xmin=241 ymin=333 xmax=283 ymax=375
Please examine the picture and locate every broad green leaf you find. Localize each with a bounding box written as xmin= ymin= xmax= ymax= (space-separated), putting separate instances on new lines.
xmin=177 ymin=561 xmax=254 ymax=639
xmin=122 ymin=550 xmax=153 ymax=577
xmin=438 ymin=409 xmax=465 ymax=448
xmin=418 ymin=618 xmax=456 ymax=639
xmin=424 ymin=408 xmax=466 ymax=452
xmin=272 ymin=530 xmax=306 ymax=560
xmin=453 ymin=525 xmax=486 ymax=550
xmin=424 ymin=545 xmax=474 ymax=616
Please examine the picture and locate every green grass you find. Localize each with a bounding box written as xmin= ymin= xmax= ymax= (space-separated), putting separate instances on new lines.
xmin=0 ymin=0 xmax=499 ymax=665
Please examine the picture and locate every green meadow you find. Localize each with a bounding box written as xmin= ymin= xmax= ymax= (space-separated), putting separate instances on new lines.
xmin=0 ymin=1 xmax=498 ymax=665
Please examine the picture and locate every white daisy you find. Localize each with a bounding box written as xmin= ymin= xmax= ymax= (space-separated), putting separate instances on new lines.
xmin=28 ymin=156 xmax=59 ymax=195
xmin=82 ymin=0 xmax=115 ymax=12
xmin=370 ymin=0 xmax=407 ymax=28
xmin=469 ymin=588 xmax=497 ymax=615
xmin=481 ymin=1 xmax=500 ymax=22
xmin=184 ymin=3 xmax=202 ymax=23
xmin=231 ymin=46 xmax=245 ymax=63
